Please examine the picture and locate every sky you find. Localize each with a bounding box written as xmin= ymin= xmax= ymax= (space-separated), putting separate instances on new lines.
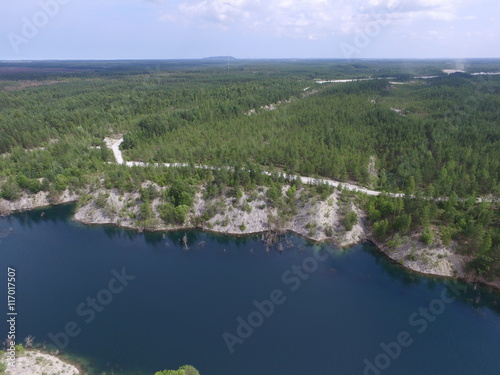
xmin=1 ymin=0 xmax=499 ymax=60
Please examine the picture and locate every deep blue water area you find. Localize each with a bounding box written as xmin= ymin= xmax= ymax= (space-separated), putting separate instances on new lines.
xmin=1 ymin=205 xmax=499 ymax=375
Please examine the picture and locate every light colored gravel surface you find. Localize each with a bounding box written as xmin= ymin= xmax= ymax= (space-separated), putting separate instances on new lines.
xmin=4 ymin=351 xmax=79 ymax=375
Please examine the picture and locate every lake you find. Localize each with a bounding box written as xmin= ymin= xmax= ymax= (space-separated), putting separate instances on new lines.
xmin=1 ymin=205 xmax=500 ymax=375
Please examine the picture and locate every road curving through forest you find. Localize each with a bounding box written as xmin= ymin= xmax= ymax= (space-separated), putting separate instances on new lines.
xmin=104 ymin=136 xmax=495 ymax=204
xmin=104 ymin=136 xmax=403 ymax=198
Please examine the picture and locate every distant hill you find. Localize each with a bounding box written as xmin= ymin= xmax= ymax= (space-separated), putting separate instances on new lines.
xmin=202 ymin=56 xmax=238 ymax=61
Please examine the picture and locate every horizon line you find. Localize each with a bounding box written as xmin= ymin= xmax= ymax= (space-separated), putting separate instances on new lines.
xmin=2 ymin=57 xmax=500 ymax=62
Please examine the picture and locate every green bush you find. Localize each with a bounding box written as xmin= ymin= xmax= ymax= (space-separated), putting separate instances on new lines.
xmin=266 ymin=184 xmax=281 ymax=203
xmin=14 ymin=344 xmax=25 ymax=355
xmin=141 ymin=184 xmax=159 ymax=202
xmin=96 ymin=193 xmax=109 ymax=209
xmin=241 ymin=202 xmax=252 ymax=213
xmin=373 ymin=219 xmax=389 ymax=241
xmin=165 ymin=180 xmax=195 ymax=207
xmin=174 ymin=205 xmax=190 ymax=224
xmin=154 ymin=365 xmax=200 ymax=375
xmin=325 ymin=225 xmax=334 ymax=237
xmin=77 ymin=194 xmax=93 ymax=208
xmin=421 ymin=226 xmax=434 ymax=246
xmin=344 ymin=211 xmax=358 ymax=232
xmin=0 ymin=352 xmax=6 ymax=375
xmin=393 ymin=214 xmax=412 ymax=234
xmin=441 ymin=227 xmax=453 ymax=246
xmin=0 ymin=178 xmax=21 ymax=201
xmin=159 ymin=203 xmax=175 ymax=223
xmin=140 ymin=201 xmax=153 ymax=220
xmin=16 ymin=174 xmax=43 ymax=193
xmin=54 ymin=174 xmax=70 ymax=191
xmin=159 ymin=203 xmax=190 ymax=225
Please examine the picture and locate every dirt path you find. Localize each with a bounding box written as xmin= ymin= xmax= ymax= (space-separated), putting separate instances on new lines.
xmin=104 ymin=137 xmax=494 ymax=203
xmin=104 ymin=137 xmax=124 ymax=165
xmin=104 ymin=137 xmax=391 ymax=196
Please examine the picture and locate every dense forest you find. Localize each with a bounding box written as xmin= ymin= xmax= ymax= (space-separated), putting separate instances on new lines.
xmin=0 ymin=59 xmax=499 ymax=280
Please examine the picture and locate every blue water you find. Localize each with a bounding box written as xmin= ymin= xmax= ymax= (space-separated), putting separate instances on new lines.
xmin=1 ymin=205 xmax=499 ymax=375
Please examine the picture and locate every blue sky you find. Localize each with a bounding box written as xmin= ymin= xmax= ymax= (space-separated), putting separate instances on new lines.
xmin=1 ymin=0 xmax=499 ymax=60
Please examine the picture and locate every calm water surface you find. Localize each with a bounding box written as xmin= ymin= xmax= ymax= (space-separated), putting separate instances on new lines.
xmin=1 ymin=205 xmax=499 ymax=375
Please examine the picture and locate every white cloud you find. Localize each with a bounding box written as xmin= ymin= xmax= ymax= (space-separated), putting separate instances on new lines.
xmin=160 ymin=0 xmax=472 ymax=38
xmin=392 ymin=0 xmax=462 ymax=21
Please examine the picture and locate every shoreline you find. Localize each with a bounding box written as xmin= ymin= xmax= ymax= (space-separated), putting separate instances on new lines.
xmin=2 ymin=349 xmax=81 ymax=375
xmin=367 ymin=238 xmax=500 ymax=292
xmin=2 ymin=191 xmax=499 ymax=292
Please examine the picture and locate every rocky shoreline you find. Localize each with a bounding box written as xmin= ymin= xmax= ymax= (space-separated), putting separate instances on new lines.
xmin=1 ymin=187 xmax=499 ymax=291
xmin=72 ymin=185 xmax=367 ymax=247
xmin=2 ymin=350 xmax=80 ymax=375
xmin=0 ymin=189 xmax=79 ymax=216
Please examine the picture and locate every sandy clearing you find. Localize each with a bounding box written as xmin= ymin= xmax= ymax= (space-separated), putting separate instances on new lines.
xmin=4 ymin=351 xmax=79 ymax=375
xmin=443 ymin=69 xmax=465 ymax=74
xmin=104 ymin=137 xmax=124 ymax=165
